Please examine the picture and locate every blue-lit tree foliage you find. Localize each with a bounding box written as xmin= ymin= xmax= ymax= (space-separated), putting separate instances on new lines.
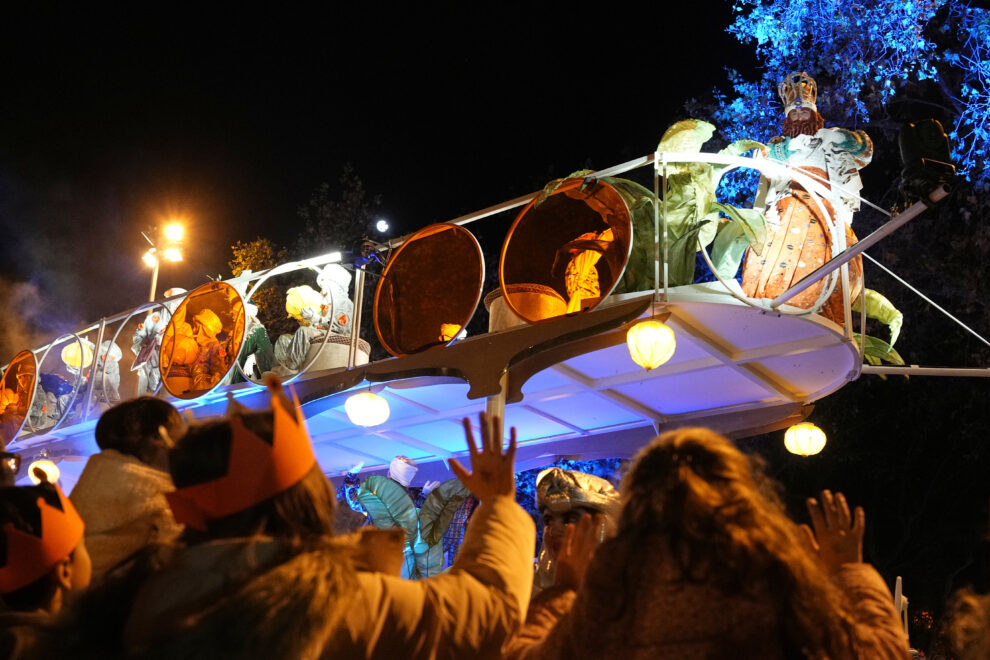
xmin=704 ymin=0 xmax=989 ymax=185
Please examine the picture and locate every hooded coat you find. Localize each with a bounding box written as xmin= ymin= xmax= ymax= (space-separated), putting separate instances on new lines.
xmin=44 ymin=494 xmax=533 ymax=660
xmin=69 ymin=450 xmax=184 ymax=578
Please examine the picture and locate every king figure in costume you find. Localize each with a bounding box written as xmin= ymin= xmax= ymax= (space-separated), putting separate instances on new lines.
xmin=741 ymin=72 xmax=872 ymax=325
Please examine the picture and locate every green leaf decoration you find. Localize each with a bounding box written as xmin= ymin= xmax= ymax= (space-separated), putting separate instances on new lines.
xmin=412 ymin=542 xmax=445 ymax=579
xmin=625 ymin=192 xmax=654 ymax=213
xmin=418 ymin=478 xmax=471 ymax=547
xmin=709 ymin=222 xmax=751 ymax=280
xmin=534 ymin=170 xmax=597 ymax=207
xmin=709 ymin=203 xmax=767 ymax=254
xmin=400 ymin=547 xmax=416 ymax=580
xmin=668 ymin=221 xmax=710 ymax=286
xmin=661 ymin=172 xmax=703 ymax=238
xmin=692 ymin=172 xmax=716 ymax=228
xmin=698 ymin=211 xmax=722 ymax=249
xmin=356 ymin=475 xmax=418 ymax=544
xmin=852 ymin=289 xmax=903 ymax=346
xmin=711 ymin=139 xmax=766 ymax=188
xmin=854 ymin=333 xmax=906 ymax=366
xmin=657 ymin=119 xmax=716 ymax=154
xmin=654 ymin=119 xmax=768 ymax=287
xmin=658 ymin=121 xmax=716 ymax=178
xmin=718 ymin=139 xmax=766 ymax=157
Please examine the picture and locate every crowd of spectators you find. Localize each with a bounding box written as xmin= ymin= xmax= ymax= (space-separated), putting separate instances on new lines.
xmin=0 ymin=377 xmax=984 ymax=659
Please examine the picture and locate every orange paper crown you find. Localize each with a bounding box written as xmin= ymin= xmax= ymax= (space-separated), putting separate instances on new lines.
xmin=0 ymin=484 xmax=85 ymax=593
xmin=166 ymin=387 xmax=317 ymax=531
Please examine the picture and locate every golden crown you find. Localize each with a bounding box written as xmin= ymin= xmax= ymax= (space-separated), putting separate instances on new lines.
xmin=779 ymin=72 xmax=818 ymax=115
xmin=0 ymin=484 xmax=85 ymax=593
xmin=165 ymin=382 xmax=316 ymax=531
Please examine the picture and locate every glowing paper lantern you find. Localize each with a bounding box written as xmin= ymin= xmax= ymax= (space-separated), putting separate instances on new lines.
xmin=345 ymin=392 xmax=390 ymax=427
xmin=626 ymin=319 xmax=676 ymax=370
xmin=61 ymin=342 xmax=94 ymax=369
xmin=784 ymin=422 xmax=827 ymax=456
xmin=28 ymin=459 xmax=60 ymax=485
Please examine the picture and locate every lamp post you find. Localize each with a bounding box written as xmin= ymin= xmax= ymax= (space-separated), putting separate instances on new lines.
xmin=143 ymin=223 xmax=184 ymax=302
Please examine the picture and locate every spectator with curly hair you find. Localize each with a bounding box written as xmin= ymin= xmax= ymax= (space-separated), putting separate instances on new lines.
xmin=506 ymin=426 xmax=908 ymax=659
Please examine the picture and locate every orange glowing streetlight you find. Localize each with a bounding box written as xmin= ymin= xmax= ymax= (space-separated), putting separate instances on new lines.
xmin=164 ymin=223 xmax=184 ymax=242
xmin=142 ymin=221 xmax=185 ymax=302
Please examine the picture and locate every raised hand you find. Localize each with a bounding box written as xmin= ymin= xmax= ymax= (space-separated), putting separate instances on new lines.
xmin=553 ymin=512 xmax=604 ymax=590
xmin=450 ymin=412 xmax=517 ymax=501
xmin=799 ymin=489 xmax=865 ymax=574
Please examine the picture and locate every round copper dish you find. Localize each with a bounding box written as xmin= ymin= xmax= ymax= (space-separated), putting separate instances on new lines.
xmin=374 ymin=223 xmax=484 ymax=356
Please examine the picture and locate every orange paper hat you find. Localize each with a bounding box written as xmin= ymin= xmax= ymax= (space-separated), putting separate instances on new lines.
xmin=0 ymin=484 xmax=85 ymax=593
xmin=166 ymin=385 xmax=317 ymax=531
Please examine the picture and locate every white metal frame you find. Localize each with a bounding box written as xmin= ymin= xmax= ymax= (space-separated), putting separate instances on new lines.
xmin=4 ymin=148 xmax=988 ymax=452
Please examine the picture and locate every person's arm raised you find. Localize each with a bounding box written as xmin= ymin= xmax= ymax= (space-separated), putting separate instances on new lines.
xmin=340 ymin=413 xmax=534 ymax=659
xmin=799 ymin=489 xmax=864 ymax=573
xmin=553 ymin=513 xmax=604 ymax=591
xmin=450 ymin=412 xmax=517 ymax=501
xmin=799 ymin=490 xmax=909 ymax=658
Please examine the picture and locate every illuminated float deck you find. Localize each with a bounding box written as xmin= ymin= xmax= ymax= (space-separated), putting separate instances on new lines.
xmin=0 ymin=151 xmax=899 ymax=488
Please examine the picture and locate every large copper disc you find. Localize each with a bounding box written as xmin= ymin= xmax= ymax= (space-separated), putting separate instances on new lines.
xmin=374 ymin=223 xmax=484 ymax=356
xmin=499 ymin=176 xmax=654 ymax=324
xmin=0 ymin=350 xmax=37 ymax=446
xmin=159 ymin=281 xmax=246 ymax=399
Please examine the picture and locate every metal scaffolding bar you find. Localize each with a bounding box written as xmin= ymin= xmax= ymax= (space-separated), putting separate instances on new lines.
xmin=862 ymin=365 xmax=990 ymax=378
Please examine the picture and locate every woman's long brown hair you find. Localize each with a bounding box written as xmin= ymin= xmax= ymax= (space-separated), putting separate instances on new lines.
xmin=619 ymin=427 xmax=860 ymax=659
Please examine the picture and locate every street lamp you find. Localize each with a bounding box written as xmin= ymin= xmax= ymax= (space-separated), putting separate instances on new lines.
xmin=164 ymin=223 xmax=184 ymax=242
xmin=143 ymin=223 xmax=184 ymax=302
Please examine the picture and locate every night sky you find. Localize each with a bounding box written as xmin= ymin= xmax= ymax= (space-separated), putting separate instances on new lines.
xmin=1 ymin=3 xmax=750 ymax=351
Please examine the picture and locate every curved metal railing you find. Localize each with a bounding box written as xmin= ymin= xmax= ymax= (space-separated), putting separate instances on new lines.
xmin=1 ymin=151 xmax=885 ymax=447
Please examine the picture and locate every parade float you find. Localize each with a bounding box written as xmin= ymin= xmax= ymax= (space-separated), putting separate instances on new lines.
xmin=2 ymin=74 xmax=979 ymax=497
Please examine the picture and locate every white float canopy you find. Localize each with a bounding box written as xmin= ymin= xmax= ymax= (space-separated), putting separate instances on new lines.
xmin=297 ymin=282 xmax=856 ymax=483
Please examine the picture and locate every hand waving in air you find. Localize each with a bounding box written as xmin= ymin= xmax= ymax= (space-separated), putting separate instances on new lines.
xmin=553 ymin=512 xmax=604 ymax=591
xmin=450 ymin=412 xmax=517 ymax=501
xmin=800 ymin=489 xmax=865 ymax=574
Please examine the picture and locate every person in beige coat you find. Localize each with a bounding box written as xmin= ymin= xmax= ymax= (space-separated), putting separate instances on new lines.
xmin=505 ymin=427 xmax=909 ymax=660
xmin=69 ymin=397 xmax=185 ymax=578
xmin=43 ymin=380 xmax=533 ymax=660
